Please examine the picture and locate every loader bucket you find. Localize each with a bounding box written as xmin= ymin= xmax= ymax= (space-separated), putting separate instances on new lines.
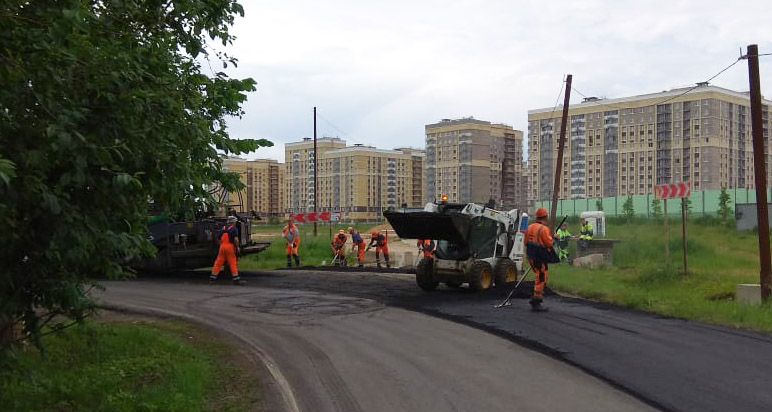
xmin=383 ymin=210 xmax=471 ymax=243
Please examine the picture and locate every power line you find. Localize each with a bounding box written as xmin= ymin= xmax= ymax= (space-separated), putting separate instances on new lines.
xmin=315 ymin=110 xmax=351 ymax=139
xmin=569 ymin=55 xmax=743 ymax=113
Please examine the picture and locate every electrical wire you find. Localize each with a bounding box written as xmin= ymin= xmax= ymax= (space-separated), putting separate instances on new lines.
xmin=315 ymin=110 xmax=351 ymax=139
xmin=569 ymin=56 xmax=743 ymax=113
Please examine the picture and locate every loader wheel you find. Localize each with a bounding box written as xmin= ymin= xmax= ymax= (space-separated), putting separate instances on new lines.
xmin=494 ymin=259 xmax=518 ymax=286
xmin=416 ymin=258 xmax=439 ymax=291
xmin=468 ymin=260 xmax=494 ymax=291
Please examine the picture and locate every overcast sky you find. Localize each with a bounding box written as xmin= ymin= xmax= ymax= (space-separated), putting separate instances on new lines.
xmin=216 ymin=0 xmax=772 ymax=163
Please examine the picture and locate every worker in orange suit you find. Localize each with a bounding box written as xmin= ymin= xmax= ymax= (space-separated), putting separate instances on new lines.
xmin=349 ymin=227 xmax=366 ymax=267
xmin=367 ymin=230 xmax=390 ymax=268
xmin=331 ymin=229 xmax=347 ymax=265
xmin=524 ymin=207 xmax=554 ymax=312
xmin=282 ymin=218 xmax=301 ymax=267
xmin=417 ymin=238 xmax=435 ymax=259
xmin=210 ymin=216 xmax=245 ymax=285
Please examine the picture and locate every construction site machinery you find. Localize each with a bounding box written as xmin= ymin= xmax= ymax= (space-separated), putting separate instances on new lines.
xmin=135 ymin=213 xmax=270 ymax=273
xmin=384 ymin=202 xmax=527 ymax=291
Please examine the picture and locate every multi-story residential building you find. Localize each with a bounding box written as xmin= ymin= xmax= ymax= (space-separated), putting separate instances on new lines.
xmin=285 ymin=137 xmax=347 ymax=214
xmin=395 ymin=147 xmax=426 ymax=207
xmin=285 ymin=138 xmax=426 ymax=220
xmin=223 ymin=158 xmax=285 ymax=219
xmin=527 ymin=83 xmax=772 ymax=202
xmin=425 ymin=118 xmax=525 ymax=209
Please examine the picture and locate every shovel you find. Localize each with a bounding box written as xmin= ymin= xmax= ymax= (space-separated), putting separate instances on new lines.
xmin=494 ymin=265 xmax=532 ymax=308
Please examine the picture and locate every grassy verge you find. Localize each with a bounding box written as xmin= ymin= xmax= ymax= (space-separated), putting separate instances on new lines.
xmin=245 ymin=223 xmax=379 ymax=270
xmin=0 ymin=314 xmax=261 ymax=412
xmin=550 ymin=218 xmax=772 ymax=331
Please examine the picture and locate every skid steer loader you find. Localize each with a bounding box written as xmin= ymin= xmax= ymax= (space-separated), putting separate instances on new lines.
xmin=384 ymin=201 xmax=527 ymax=291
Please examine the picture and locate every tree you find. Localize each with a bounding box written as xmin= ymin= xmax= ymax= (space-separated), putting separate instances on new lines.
xmin=718 ymin=187 xmax=733 ymax=221
xmin=595 ymin=198 xmax=603 ymax=211
xmin=0 ymin=0 xmax=270 ymax=355
xmin=651 ymin=198 xmax=663 ymax=220
xmin=622 ymin=196 xmax=635 ymax=220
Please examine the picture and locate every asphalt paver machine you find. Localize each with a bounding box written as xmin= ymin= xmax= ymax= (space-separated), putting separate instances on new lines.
xmin=384 ymin=202 xmax=527 ymax=291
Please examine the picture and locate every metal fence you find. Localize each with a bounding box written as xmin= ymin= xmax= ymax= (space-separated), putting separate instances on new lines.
xmin=534 ymin=188 xmax=772 ymax=217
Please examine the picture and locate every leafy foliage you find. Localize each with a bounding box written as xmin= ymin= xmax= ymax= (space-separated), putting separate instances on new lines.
xmin=622 ymin=196 xmax=635 ymax=220
xmin=0 ymin=0 xmax=269 ymax=355
xmin=595 ymin=198 xmax=603 ymax=211
xmin=651 ymin=198 xmax=663 ymax=219
xmin=718 ymin=187 xmax=732 ymax=221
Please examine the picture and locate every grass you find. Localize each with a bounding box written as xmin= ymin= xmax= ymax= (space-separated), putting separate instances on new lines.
xmin=245 ymin=223 xmax=380 ymax=269
xmin=0 ymin=315 xmax=261 ymax=412
xmin=550 ymin=218 xmax=772 ymax=331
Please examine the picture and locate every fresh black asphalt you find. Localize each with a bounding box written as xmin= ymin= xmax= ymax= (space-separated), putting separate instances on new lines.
xmin=168 ymin=269 xmax=772 ymax=412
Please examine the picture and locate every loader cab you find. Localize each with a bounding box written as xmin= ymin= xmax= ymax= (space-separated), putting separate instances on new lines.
xmin=435 ymin=216 xmax=502 ymax=260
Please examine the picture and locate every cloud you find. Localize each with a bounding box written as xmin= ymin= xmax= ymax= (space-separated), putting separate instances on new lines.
xmin=216 ymin=0 xmax=772 ymax=163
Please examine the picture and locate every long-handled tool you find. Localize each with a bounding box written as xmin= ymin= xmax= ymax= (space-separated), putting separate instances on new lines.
xmin=494 ymin=265 xmax=532 ymax=308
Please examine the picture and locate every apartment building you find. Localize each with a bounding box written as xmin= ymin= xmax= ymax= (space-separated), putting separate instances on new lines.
xmin=527 ymin=83 xmax=772 ymax=202
xmin=319 ymin=145 xmax=423 ymax=220
xmin=425 ymin=118 xmax=526 ymax=210
xmin=394 ymin=147 xmax=426 ymax=207
xmin=223 ymin=158 xmax=285 ymax=219
xmin=284 ymin=137 xmax=347 ymax=214
xmin=285 ymin=138 xmax=426 ymax=221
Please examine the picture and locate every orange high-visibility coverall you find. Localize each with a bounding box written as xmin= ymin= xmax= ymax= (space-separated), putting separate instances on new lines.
xmin=212 ymin=224 xmax=239 ymax=278
xmin=524 ymin=221 xmax=553 ymax=299
xmin=332 ymin=233 xmax=347 ymax=259
xmin=417 ymin=239 xmax=434 ymax=258
xmin=350 ymin=231 xmax=366 ymax=265
xmin=283 ymin=224 xmax=300 ymax=256
xmin=369 ymin=231 xmax=389 ymax=266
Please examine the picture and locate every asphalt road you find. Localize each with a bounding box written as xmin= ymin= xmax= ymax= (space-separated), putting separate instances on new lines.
xmin=99 ymin=273 xmax=659 ymax=412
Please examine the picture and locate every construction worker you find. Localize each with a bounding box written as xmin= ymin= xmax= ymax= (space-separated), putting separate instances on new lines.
xmin=524 ymin=207 xmax=555 ymax=312
xmin=578 ymin=217 xmax=594 ymax=253
xmin=554 ymin=222 xmax=572 ymax=262
xmin=417 ymin=238 xmax=435 ymax=259
xmin=282 ymin=218 xmax=301 ymax=267
xmin=210 ymin=216 xmax=245 ymax=285
xmin=331 ymin=229 xmax=347 ymax=265
xmin=367 ymin=229 xmax=390 ymax=268
xmin=349 ymin=227 xmax=366 ymax=267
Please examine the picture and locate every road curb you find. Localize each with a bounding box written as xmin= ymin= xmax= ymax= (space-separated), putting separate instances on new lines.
xmin=97 ymin=301 xmax=300 ymax=412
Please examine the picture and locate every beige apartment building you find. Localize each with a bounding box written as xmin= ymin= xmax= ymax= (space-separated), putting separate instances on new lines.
xmin=527 ymin=83 xmax=772 ymax=203
xmin=284 ymin=137 xmax=347 ymax=214
xmin=223 ymin=158 xmax=285 ymax=219
xmin=285 ymin=138 xmax=426 ymax=221
xmin=425 ymin=118 xmax=526 ymax=210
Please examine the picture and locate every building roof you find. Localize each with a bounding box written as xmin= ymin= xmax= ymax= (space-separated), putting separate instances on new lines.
xmin=528 ymin=84 xmax=772 ymax=115
xmin=285 ymin=137 xmax=347 ymax=147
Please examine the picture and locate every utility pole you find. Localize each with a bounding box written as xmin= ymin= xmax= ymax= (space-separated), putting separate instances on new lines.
xmin=313 ymin=107 xmax=318 ymax=237
xmin=550 ymin=75 xmax=572 ymax=226
xmin=747 ymin=44 xmax=771 ymax=301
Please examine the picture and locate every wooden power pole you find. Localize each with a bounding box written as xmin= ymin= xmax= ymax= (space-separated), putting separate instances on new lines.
xmin=313 ymin=107 xmax=318 ymax=237
xmin=550 ymin=75 xmax=572 ymax=226
xmin=747 ymin=44 xmax=771 ymax=301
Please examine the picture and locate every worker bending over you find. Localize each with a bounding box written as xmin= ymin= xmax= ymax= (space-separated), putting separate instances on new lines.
xmin=332 ymin=229 xmax=347 ymax=265
xmin=367 ymin=230 xmax=390 ymax=268
xmin=525 ymin=207 xmax=556 ymax=312
xmin=349 ymin=227 xmax=366 ymax=267
xmin=282 ymin=218 xmax=301 ymax=267
xmin=417 ymin=238 xmax=435 ymax=259
xmin=210 ymin=216 xmax=245 ymax=285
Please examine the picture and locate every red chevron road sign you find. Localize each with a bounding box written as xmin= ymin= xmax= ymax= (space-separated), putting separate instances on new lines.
xmin=291 ymin=211 xmax=342 ymax=223
xmin=655 ymin=182 xmax=690 ymax=199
